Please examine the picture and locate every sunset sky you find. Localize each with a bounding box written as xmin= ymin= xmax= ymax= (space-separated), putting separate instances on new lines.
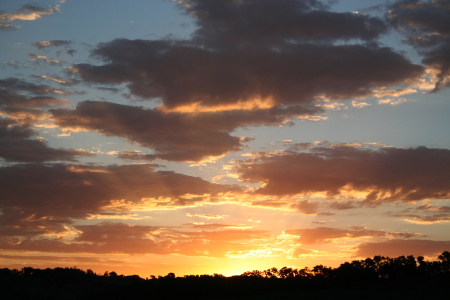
xmin=1 ymin=0 xmax=450 ymax=277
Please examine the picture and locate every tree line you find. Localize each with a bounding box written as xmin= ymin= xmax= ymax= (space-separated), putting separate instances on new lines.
xmin=1 ymin=251 xmax=449 ymax=299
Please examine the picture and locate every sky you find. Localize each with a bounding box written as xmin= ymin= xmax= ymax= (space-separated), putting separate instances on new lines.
xmin=0 ymin=0 xmax=449 ymax=277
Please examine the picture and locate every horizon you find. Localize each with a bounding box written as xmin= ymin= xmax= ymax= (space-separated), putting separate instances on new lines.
xmin=5 ymin=250 xmax=450 ymax=278
xmin=1 ymin=0 xmax=449 ymax=278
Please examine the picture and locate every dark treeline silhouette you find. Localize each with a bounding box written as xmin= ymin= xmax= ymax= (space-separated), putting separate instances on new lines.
xmin=1 ymin=252 xmax=449 ymax=299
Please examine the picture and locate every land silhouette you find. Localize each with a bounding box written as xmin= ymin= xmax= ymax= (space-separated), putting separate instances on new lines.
xmin=1 ymin=251 xmax=449 ymax=299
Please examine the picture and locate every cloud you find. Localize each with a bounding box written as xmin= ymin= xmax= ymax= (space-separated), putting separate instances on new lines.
xmin=0 ymin=78 xmax=70 ymax=122
xmin=0 ymin=2 xmax=64 ymax=31
xmin=390 ymin=212 xmax=450 ymax=225
xmin=71 ymin=0 xmax=422 ymax=110
xmin=250 ymin=199 xmax=320 ymax=215
xmin=3 ymin=61 xmax=19 ymax=68
xmin=75 ymin=39 xmax=422 ymax=110
xmin=351 ymin=101 xmax=371 ymax=108
xmin=405 ymin=214 xmax=450 ymax=224
xmin=32 ymin=75 xmax=79 ymax=86
xmin=0 ymin=77 xmax=69 ymax=95
xmin=51 ymin=100 xmax=319 ymax=162
xmin=182 ymin=222 xmax=248 ymax=229
xmin=285 ymin=227 xmax=391 ymax=244
xmin=235 ymin=145 xmax=450 ymax=203
xmin=388 ymin=0 xmax=450 ymax=92
xmin=329 ymin=200 xmax=358 ymax=210
xmin=0 ymin=118 xmax=92 ymax=162
xmin=293 ymin=248 xmax=313 ymax=257
xmin=0 ymin=221 xmax=267 ymax=257
xmin=0 ymin=163 xmax=241 ymax=237
xmin=0 ymin=254 xmax=124 ymax=264
xmin=186 ymin=213 xmax=226 ymax=219
xmin=355 ymin=239 xmax=450 ymax=258
xmin=181 ymin=0 xmax=388 ymax=47
xmin=28 ymin=53 xmax=63 ymax=65
xmin=377 ymin=98 xmax=411 ymax=106
xmin=32 ymin=40 xmax=72 ymax=49
xmin=66 ymin=49 xmax=77 ymax=56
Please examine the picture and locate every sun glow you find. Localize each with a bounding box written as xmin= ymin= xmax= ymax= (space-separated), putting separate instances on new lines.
xmin=157 ymin=96 xmax=276 ymax=113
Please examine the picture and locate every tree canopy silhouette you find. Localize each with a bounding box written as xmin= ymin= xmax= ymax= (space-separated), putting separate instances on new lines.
xmin=1 ymin=251 xmax=449 ymax=299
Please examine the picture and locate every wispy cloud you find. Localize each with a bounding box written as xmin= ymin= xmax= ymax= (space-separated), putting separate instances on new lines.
xmin=0 ymin=1 xmax=65 ymax=31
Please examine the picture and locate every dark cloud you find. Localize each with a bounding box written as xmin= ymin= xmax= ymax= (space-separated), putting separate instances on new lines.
xmin=0 ymin=207 xmax=69 ymax=238
xmin=0 ymin=163 xmax=241 ymax=237
xmin=0 ymin=118 xmax=91 ymax=162
xmin=0 ymin=77 xmax=80 ymax=122
xmin=235 ymin=145 xmax=450 ymax=203
xmin=0 ymin=89 xmax=66 ymax=109
xmin=67 ymin=49 xmax=77 ymax=56
xmin=74 ymin=222 xmax=159 ymax=243
xmin=51 ymin=100 xmax=319 ymax=162
xmin=32 ymin=40 xmax=72 ymax=49
xmin=0 ymin=222 xmax=167 ymax=255
xmin=75 ymin=39 xmax=422 ymax=109
xmin=355 ymin=239 xmax=450 ymax=258
xmin=388 ymin=0 xmax=450 ymax=92
xmin=71 ymin=0 xmax=422 ymax=110
xmin=0 ymin=77 xmax=68 ymax=95
xmin=18 ymin=5 xmax=56 ymax=14
xmin=183 ymin=0 xmax=388 ymax=47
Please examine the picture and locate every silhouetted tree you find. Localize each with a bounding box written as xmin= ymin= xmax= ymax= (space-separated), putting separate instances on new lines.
xmin=2 ymin=251 xmax=450 ymax=299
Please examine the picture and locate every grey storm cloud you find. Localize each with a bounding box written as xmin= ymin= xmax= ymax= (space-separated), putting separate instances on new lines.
xmin=51 ymin=100 xmax=320 ymax=162
xmin=235 ymin=145 xmax=450 ymax=203
xmin=388 ymin=0 xmax=450 ymax=92
xmin=72 ymin=0 xmax=423 ymax=109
